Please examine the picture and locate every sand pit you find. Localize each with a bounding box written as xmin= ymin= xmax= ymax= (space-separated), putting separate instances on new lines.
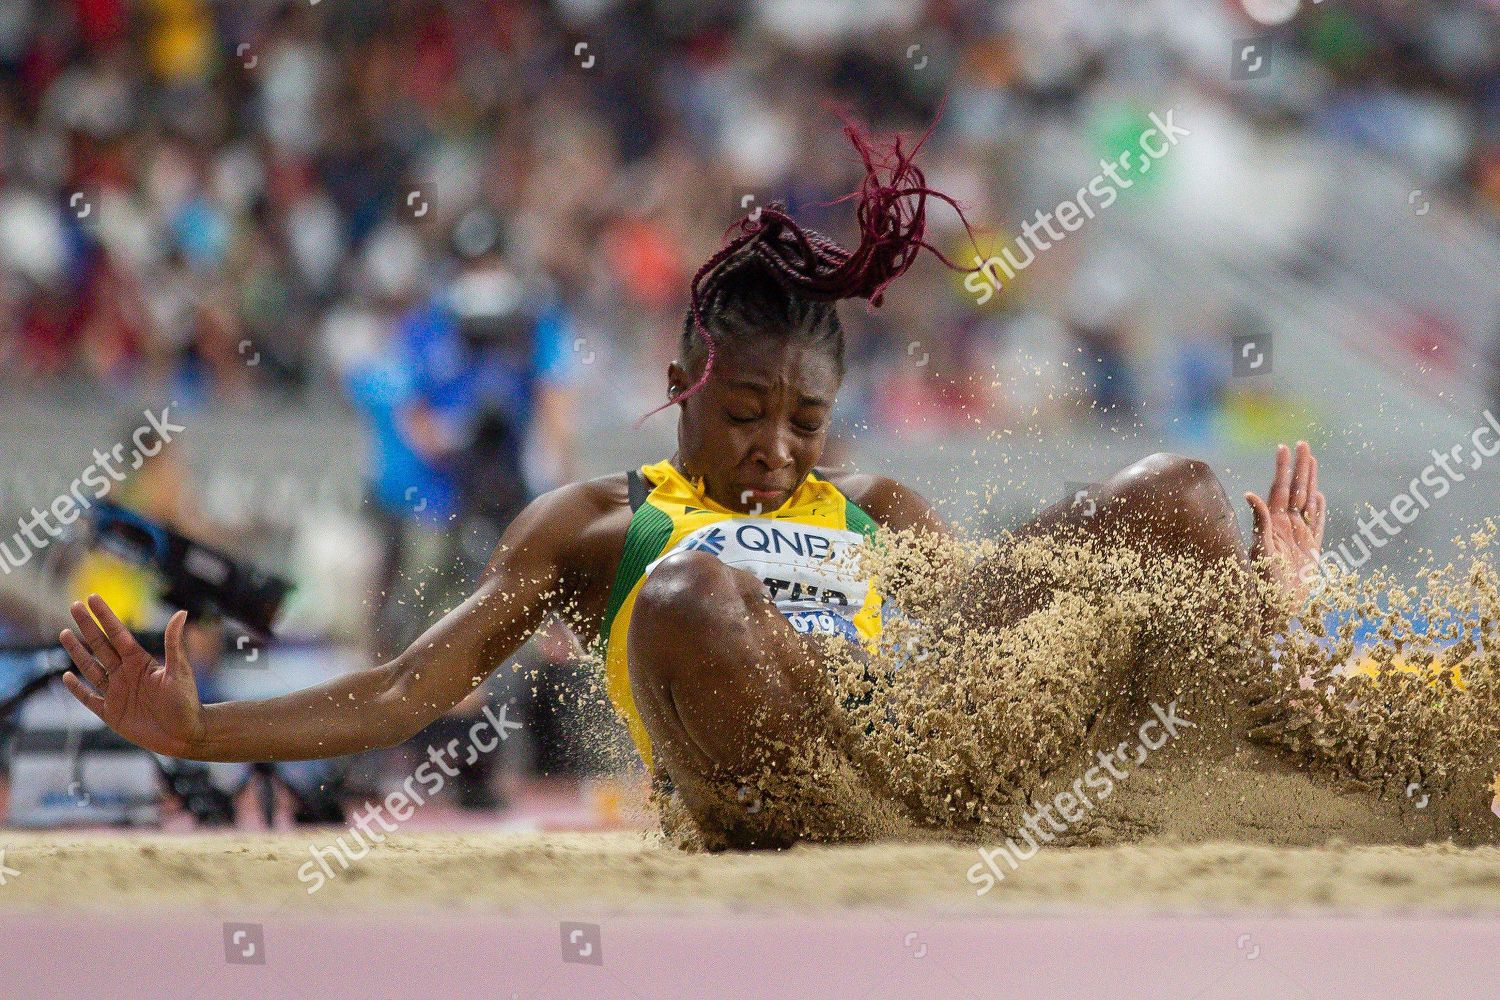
xmin=4 ymin=829 xmax=1500 ymax=915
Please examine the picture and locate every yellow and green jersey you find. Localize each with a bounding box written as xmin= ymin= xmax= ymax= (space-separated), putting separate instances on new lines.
xmin=601 ymin=460 xmax=882 ymax=768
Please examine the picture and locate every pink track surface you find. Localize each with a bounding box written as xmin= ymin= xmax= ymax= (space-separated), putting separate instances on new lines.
xmin=6 ymin=912 xmax=1496 ymax=999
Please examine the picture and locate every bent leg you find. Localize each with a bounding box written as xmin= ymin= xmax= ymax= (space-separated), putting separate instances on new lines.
xmin=957 ymin=452 xmax=1249 ymax=631
xmin=627 ymin=550 xmax=845 ymax=848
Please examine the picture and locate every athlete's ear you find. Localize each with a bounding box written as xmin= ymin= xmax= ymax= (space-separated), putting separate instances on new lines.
xmin=666 ymin=361 xmax=689 ymax=401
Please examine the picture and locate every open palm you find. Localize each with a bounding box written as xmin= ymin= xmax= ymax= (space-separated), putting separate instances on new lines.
xmin=1245 ymin=440 xmax=1327 ymax=609
xmin=60 ymin=595 xmax=205 ymax=758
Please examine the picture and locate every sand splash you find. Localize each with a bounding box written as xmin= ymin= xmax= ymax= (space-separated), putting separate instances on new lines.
xmin=658 ymin=521 xmax=1500 ymax=850
xmin=1247 ymin=522 xmax=1500 ymax=834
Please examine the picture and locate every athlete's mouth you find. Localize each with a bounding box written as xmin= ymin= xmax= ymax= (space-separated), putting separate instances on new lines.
xmin=736 ymin=486 xmax=788 ymax=510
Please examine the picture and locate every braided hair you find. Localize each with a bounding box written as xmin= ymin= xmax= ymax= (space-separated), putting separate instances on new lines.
xmin=647 ymin=115 xmax=974 ymax=420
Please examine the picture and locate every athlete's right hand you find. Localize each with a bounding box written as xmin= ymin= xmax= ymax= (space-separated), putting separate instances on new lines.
xmin=59 ymin=595 xmax=206 ymax=758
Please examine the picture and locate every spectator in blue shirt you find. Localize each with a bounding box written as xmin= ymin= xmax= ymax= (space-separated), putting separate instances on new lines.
xmin=342 ymin=209 xmax=579 ymax=665
xmin=348 ymin=206 xmax=580 ymax=808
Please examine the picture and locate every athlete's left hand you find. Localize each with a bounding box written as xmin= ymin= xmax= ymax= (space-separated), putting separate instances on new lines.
xmin=1245 ymin=441 xmax=1326 ymax=609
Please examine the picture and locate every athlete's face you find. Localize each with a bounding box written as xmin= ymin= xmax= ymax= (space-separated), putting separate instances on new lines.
xmin=671 ymin=335 xmax=840 ymax=514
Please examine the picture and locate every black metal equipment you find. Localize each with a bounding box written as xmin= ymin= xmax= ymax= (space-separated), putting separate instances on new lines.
xmin=0 ymin=634 xmax=345 ymax=827
xmin=90 ymin=501 xmax=293 ymax=639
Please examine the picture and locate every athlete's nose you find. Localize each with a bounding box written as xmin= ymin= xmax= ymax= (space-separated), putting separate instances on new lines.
xmin=750 ymin=424 xmax=795 ymax=472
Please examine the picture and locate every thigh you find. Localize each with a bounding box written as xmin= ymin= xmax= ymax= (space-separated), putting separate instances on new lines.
xmin=626 ymin=551 xmax=848 ymax=846
xmin=956 ymin=452 xmax=1248 ymax=632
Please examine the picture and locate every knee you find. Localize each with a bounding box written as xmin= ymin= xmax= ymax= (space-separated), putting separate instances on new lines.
xmin=1105 ymin=453 xmax=1242 ymax=560
xmin=1123 ymin=453 xmax=1233 ymax=522
xmin=629 ymin=551 xmax=758 ymax=689
xmin=634 ymin=551 xmax=755 ymax=629
xmin=1134 ymin=452 xmax=1214 ymax=488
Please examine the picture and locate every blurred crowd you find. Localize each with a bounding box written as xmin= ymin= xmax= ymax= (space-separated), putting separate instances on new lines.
xmin=1 ymin=0 xmax=1495 ymax=430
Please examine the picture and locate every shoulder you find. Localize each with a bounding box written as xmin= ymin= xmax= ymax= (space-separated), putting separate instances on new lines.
xmin=482 ymin=473 xmax=634 ymax=582
xmin=817 ymin=470 xmax=947 ymax=535
xmin=515 ymin=474 xmax=631 ymax=530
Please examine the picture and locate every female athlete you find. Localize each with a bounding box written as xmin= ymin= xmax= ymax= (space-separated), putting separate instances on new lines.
xmin=56 ymin=123 xmax=1326 ymax=848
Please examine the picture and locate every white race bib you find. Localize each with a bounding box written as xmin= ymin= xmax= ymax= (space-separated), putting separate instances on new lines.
xmin=645 ymin=518 xmax=871 ymax=637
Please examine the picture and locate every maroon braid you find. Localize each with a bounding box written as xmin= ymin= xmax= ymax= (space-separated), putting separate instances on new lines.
xmin=642 ymin=112 xmax=977 ymax=422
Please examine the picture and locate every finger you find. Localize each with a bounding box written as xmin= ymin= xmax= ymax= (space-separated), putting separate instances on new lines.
xmin=87 ymin=594 xmax=141 ymax=660
xmin=60 ymin=630 xmax=109 ymax=691
xmin=1268 ymin=443 xmax=1291 ymax=511
xmin=1310 ymin=491 xmax=1327 ymax=542
xmin=1307 ymin=454 xmax=1319 ymax=501
xmin=62 ymin=671 xmax=107 ymax=719
xmin=1245 ymin=491 xmax=1272 ymax=543
xmin=1290 ymin=441 xmax=1311 ymax=511
xmin=69 ymin=601 xmax=120 ymax=670
xmin=164 ymin=610 xmax=192 ymax=684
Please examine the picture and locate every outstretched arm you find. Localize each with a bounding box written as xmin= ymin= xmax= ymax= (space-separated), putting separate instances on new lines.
xmin=60 ymin=486 xmax=583 ymax=762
